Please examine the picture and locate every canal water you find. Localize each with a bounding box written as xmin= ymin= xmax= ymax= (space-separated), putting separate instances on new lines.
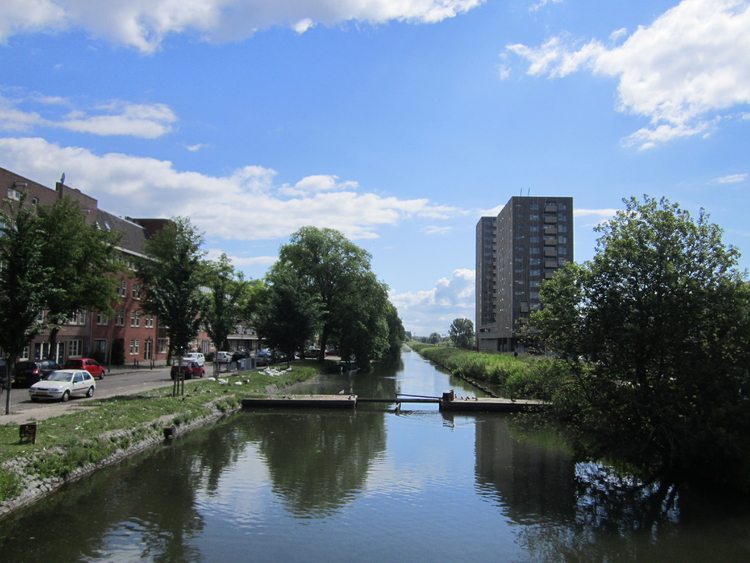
xmin=2 ymin=347 xmax=750 ymax=562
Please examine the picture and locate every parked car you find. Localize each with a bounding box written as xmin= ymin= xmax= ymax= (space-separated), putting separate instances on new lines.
xmin=215 ymin=351 xmax=231 ymax=364
xmin=183 ymin=352 xmax=206 ymax=366
xmin=29 ymin=369 xmax=96 ymax=402
xmin=303 ymin=348 xmax=321 ymax=359
xmin=254 ymin=349 xmax=271 ymax=366
xmin=14 ymin=360 xmax=62 ymax=387
xmin=171 ymin=359 xmax=205 ymax=380
xmin=63 ymin=358 xmax=106 ymax=380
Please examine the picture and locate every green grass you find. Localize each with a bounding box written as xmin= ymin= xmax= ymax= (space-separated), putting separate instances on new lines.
xmin=0 ymin=362 xmax=322 ymax=503
xmin=407 ymin=342 xmax=542 ymax=393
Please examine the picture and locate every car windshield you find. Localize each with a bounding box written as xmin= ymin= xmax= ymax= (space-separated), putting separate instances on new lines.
xmin=45 ymin=371 xmax=73 ymax=382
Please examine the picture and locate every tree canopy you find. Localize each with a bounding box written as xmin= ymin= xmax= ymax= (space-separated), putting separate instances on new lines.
xmin=263 ymin=227 xmax=404 ymax=366
xmin=201 ymin=253 xmax=256 ymax=353
xmin=255 ymin=267 xmax=320 ymax=366
xmin=449 ymin=318 xmax=474 ymax=349
xmin=534 ymin=195 xmax=750 ymax=484
xmin=36 ymin=197 xmax=121 ymax=357
xmin=0 ymin=195 xmax=53 ymax=412
xmin=136 ymin=217 xmax=206 ymax=393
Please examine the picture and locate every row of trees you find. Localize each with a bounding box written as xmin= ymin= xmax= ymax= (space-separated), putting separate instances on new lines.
xmin=2 ymin=198 xmax=405 ymax=400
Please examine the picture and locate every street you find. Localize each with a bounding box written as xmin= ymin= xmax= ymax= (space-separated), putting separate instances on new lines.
xmin=2 ymin=365 xmax=174 ymax=422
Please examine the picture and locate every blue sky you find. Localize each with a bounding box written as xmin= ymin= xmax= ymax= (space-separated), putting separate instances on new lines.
xmin=1 ymin=0 xmax=749 ymax=335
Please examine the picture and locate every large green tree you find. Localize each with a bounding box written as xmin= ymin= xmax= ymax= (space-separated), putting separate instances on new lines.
xmin=136 ymin=218 xmax=206 ymax=395
xmin=331 ymin=272 xmax=392 ymax=366
xmin=274 ymin=227 xmax=374 ymax=362
xmin=36 ymin=198 xmax=121 ymax=360
xmin=534 ymin=196 xmax=750 ymax=483
xmin=448 ymin=318 xmax=474 ymax=349
xmin=255 ymin=267 xmax=320 ymax=367
xmin=270 ymin=226 xmax=404 ymax=366
xmin=0 ymin=195 xmax=54 ymax=414
xmin=201 ymin=254 xmax=249 ymax=353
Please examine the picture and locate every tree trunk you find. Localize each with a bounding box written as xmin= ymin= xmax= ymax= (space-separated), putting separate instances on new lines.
xmin=5 ymin=353 xmax=16 ymax=415
xmin=47 ymin=325 xmax=61 ymax=362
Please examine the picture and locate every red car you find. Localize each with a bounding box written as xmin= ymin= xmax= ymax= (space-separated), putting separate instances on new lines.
xmin=63 ymin=358 xmax=106 ymax=380
xmin=171 ymin=360 xmax=205 ymax=380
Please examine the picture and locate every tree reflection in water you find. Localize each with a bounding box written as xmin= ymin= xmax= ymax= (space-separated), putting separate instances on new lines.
xmin=244 ymin=410 xmax=387 ymax=518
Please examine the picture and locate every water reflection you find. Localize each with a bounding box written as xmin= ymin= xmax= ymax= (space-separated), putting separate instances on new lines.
xmin=1 ymin=349 xmax=749 ymax=562
xmin=242 ymin=410 xmax=386 ymax=518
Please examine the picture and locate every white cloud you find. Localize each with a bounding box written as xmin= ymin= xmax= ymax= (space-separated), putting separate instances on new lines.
xmin=390 ymin=269 xmax=475 ymax=334
xmin=0 ymin=136 xmax=460 ymax=242
xmin=0 ymin=0 xmax=485 ymax=53
xmin=530 ymin=0 xmax=563 ymax=13
xmin=277 ymin=174 xmax=358 ymax=197
xmin=205 ymin=249 xmax=277 ymax=267
xmin=59 ymin=102 xmax=177 ymax=138
xmin=715 ymin=173 xmax=748 ymax=183
xmin=0 ymin=94 xmax=176 ymax=138
xmin=423 ymin=225 xmax=452 ymax=235
xmin=506 ymin=0 xmax=750 ymax=148
xmin=186 ymin=143 xmax=208 ymax=152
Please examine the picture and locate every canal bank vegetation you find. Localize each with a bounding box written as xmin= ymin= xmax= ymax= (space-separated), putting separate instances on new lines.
xmin=533 ymin=196 xmax=750 ymax=493
xmin=0 ymin=362 xmax=323 ymax=510
xmin=406 ymin=342 xmax=563 ymax=400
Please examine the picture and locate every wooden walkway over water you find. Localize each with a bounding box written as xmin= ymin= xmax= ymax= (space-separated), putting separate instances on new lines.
xmin=241 ymin=392 xmax=546 ymax=413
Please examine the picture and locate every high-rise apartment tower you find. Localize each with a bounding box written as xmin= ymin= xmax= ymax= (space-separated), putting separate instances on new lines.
xmin=476 ymin=196 xmax=573 ymax=353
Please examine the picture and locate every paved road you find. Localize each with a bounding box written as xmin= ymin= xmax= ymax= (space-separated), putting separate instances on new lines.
xmin=1 ymin=365 xmax=176 ymax=424
xmin=1 ymin=362 xmax=254 ymax=424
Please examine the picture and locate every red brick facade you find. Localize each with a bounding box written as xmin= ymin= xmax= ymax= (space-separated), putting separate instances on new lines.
xmin=0 ymin=167 xmax=222 ymax=367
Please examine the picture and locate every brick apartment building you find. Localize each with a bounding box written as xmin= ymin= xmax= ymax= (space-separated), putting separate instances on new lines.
xmin=1 ymin=167 xmax=257 ymax=367
xmin=476 ymin=196 xmax=574 ymax=353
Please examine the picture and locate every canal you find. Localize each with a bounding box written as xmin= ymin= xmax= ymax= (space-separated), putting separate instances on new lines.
xmin=1 ymin=347 xmax=750 ymax=562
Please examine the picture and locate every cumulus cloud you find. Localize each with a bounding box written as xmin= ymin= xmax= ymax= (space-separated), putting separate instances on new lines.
xmin=0 ymin=94 xmax=176 ymax=138
xmin=390 ymin=269 xmax=475 ymax=334
xmin=0 ymin=136 xmax=460 ymax=241
xmin=506 ymin=0 xmax=750 ymax=148
xmin=0 ymin=0 xmax=484 ymax=53
xmin=205 ymin=249 xmax=277 ymax=267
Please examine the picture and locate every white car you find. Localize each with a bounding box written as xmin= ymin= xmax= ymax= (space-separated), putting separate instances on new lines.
xmin=215 ymin=351 xmax=231 ymax=364
xmin=182 ymin=352 xmax=205 ymax=366
xmin=29 ymin=370 xmax=96 ymax=402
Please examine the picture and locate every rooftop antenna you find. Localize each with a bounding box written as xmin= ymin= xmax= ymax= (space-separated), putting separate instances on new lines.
xmin=519 ymin=188 xmax=522 ymax=196
xmin=60 ymin=172 xmax=65 ymax=185
xmin=527 ymin=188 xmax=530 ymax=196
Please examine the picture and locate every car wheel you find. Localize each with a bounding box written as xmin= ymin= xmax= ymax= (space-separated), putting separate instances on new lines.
xmin=99 ymin=371 xmax=105 ymax=379
xmin=31 ymin=397 xmax=39 ymax=402
xmin=61 ymin=390 xmax=70 ymax=402
xmin=86 ymin=386 xmax=95 ymax=398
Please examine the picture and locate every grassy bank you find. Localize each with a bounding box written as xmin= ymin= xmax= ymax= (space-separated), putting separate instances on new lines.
xmin=406 ymin=342 xmax=565 ymax=399
xmin=0 ymin=361 xmax=328 ymax=507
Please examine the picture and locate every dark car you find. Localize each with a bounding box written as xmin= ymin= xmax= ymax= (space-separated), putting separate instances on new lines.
xmin=63 ymin=358 xmax=106 ymax=380
xmin=171 ymin=360 xmax=205 ymax=380
xmin=14 ymin=360 xmax=62 ymax=387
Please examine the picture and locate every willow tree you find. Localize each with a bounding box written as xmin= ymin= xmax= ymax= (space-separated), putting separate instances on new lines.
xmin=136 ymin=217 xmax=206 ymax=395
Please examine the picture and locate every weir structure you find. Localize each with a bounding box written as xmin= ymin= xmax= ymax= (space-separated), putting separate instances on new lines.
xmin=241 ymin=391 xmax=546 ymax=413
